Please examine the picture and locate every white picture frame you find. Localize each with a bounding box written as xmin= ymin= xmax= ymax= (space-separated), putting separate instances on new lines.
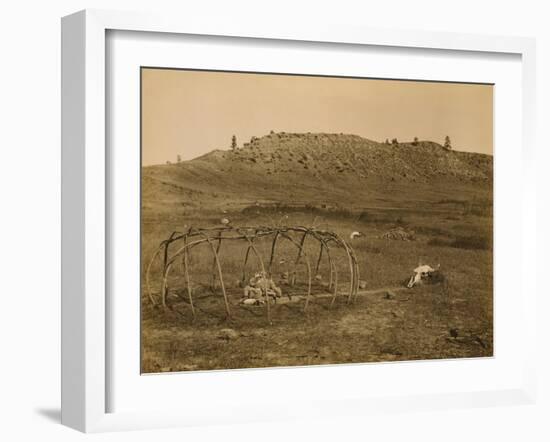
xmin=61 ymin=9 xmax=537 ymax=433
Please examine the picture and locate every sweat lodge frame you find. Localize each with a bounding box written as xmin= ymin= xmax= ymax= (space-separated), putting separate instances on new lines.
xmin=146 ymin=226 xmax=360 ymax=321
xmin=61 ymin=9 xmax=537 ymax=433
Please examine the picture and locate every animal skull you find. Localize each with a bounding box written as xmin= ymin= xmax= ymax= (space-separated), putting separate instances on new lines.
xmin=407 ymin=264 xmax=437 ymax=288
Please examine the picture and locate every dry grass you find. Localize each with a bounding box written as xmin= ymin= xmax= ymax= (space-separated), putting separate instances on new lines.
xmin=141 ymin=132 xmax=493 ymax=373
xmin=141 ymin=202 xmax=493 ymax=373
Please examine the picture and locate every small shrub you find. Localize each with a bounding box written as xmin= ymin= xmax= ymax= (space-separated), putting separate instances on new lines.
xmin=451 ymin=235 xmax=491 ymax=250
xmin=428 ymin=235 xmax=491 ymax=250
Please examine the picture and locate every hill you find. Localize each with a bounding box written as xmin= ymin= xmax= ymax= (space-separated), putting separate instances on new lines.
xmin=141 ymin=132 xmax=494 ymax=372
xmin=142 ymin=132 xmax=492 ymax=215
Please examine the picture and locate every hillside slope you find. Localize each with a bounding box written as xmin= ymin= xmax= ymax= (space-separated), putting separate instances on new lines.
xmin=142 ymin=132 xmax=493 ymax=213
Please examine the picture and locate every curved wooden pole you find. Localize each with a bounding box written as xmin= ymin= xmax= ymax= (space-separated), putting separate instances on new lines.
xmin=162 ymin=232 xmax=179 ymax=273
xmin=293 ymin=227 xmax=333 ymax=289
xmin=241 ymin=243 xmax=253 ymax=285
xmin=268 ymin=231 xmax=280 ymax=273
xmin=157 ymin=232 xmax=179 ymax=307
xmin=145 ymin=246 xmax=163 ymax=306
xmin=350 ymin=249 xmax=361 ymax=302
xmin=241 ymin=234 xmax=271 ymax=324
xmin=342 ymin=240 xmax=360 ymax=303
xmin=326 ymin=245 xmax=335 ymax=290
xmin=165 ymin=238 xmax=208 ymax=267
xmin=324 ymin=235 xmax=356 ymax=304
xmin=342 ymin=242 xmax=356 ymax=300
xmin=161 ymin=238 xmax=210 ymax=307
xmin=290 ymin=231 xmax=309 ymax=286
xmin=161 ymin=262 xmax=172 ymax=308
xmin=315 ymin=238 xmax=334 ymax=290
xmin=279 ymin=232 xmax=312 ymax=311
xmin=198 ymin=232 xmax=231 ymax=319
xmin=302 ymin=231 xmax=340 ymax=307
xmin=211 ymin=231 xmax=223 ymax=290
xmin=314 ymin=243 xmax=324 ymax=275
xmin=329 ymin=261 xmax=339 ymax=307
xmin=320 ymin=241 xmax=334 ymax=290
xmin=182 ymin=236 xmax=195 ymax=318
xmin=159 ymin=229 xmax=193 ymax=307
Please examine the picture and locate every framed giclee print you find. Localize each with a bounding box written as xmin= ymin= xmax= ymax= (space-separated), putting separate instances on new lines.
xmin=140 ymin=68 xmax=495 ymax=369
xmin=61 ymin=10 xmax=538 ymax=433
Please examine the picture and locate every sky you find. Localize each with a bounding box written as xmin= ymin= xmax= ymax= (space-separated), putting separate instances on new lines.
xmin=141 ymin=68 xmax=493 ymax=166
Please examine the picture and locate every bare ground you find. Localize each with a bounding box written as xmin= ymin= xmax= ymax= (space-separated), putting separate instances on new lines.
xmin=142 ymin=275 xmax=492 ymax=373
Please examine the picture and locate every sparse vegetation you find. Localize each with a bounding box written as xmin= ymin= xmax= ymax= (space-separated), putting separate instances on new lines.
xmin=142 ymin=131 xmax=493 ymax=373
xmin=428 ymin=234 xmax=491 ymax=250
xmin=451 ymin=234 xmax=491 ymax=250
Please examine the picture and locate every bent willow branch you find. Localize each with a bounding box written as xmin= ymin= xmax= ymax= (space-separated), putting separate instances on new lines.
xmin=145 ymin=226 xmax=360 ymax=322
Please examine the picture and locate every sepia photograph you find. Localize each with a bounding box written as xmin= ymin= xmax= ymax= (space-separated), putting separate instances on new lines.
xmin=141 ymin=67 xmax=493 ymax=374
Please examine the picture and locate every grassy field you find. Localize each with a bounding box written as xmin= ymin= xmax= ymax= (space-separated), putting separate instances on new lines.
xmin=141 ymin=194 xmax=493 ymax=373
